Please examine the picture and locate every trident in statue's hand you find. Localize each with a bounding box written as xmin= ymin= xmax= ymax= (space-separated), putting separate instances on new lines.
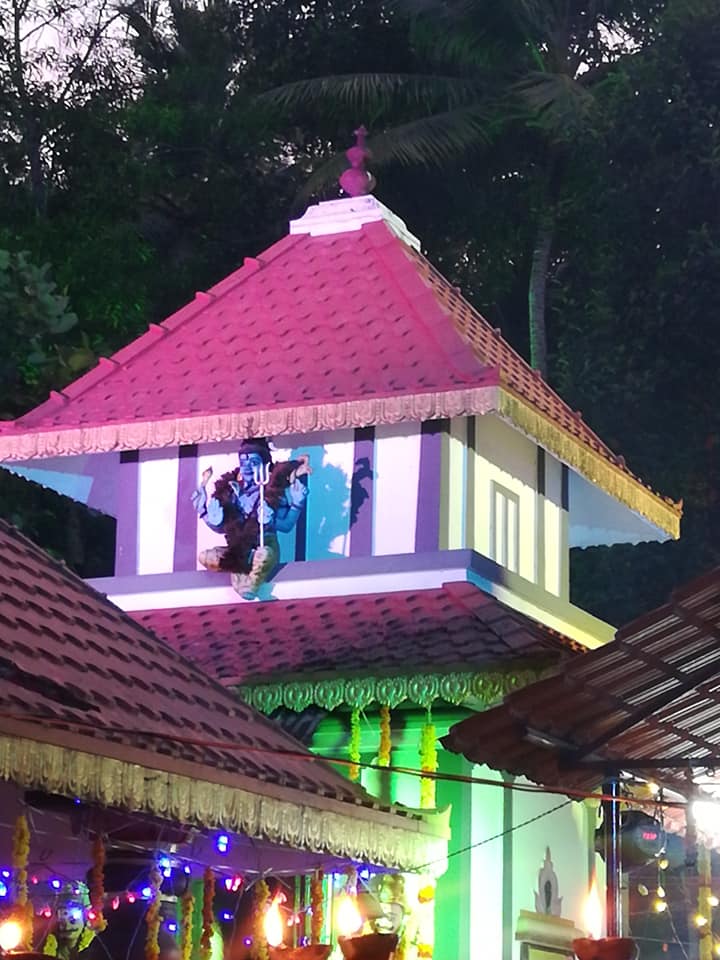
xmin=252 ymin=461 xmax=272 ymax=548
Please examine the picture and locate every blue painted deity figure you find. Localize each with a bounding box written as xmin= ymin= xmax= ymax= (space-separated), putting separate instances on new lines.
xmin=192 ymin=437 xmax=310 ymax=599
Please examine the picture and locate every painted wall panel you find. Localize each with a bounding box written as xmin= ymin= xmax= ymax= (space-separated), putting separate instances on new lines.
xmin=373 ymin=422 xmax=422 ymax=556
xmin=441 ymin=417 xmax=466 ymax=550
xmin=137 ymin=450 xmax=180 ymax=574
xmin=195 ymin=442 xmax=239 ymax=569
xmin=544 ymin=455 xmax=563 ymax=596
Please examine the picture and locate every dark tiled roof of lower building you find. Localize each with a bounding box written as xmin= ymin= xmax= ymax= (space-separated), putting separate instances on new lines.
xmin=137 ymin=581 xmax=582 ymax=688
xmin=0 ymin=518 xmax=368 ymax=802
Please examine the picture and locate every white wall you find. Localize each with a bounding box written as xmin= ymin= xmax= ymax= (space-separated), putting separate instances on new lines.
xmin=468 ymin=766 xmax=599 ymax=960
xmin=137 ymin=449 xmax=180 ymax=574
xmin=373 ymin=422 xmax=422 ymax=556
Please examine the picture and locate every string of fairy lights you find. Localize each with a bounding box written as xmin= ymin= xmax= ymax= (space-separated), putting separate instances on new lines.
xmin=4 ymin=709 xmax=720 ymax=955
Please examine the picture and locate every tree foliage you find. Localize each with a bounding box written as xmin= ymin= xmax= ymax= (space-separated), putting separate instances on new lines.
xmin=0 ymin=0 xmax=715 ymax=624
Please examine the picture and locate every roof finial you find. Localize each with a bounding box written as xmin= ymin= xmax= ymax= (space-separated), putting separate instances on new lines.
xmin=339 ymin=125 xmax=376 ymax=197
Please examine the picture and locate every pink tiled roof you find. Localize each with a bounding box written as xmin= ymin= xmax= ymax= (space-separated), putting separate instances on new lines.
xmin=5 ymin=224 xmax=489 ymax=436
xmin=0 ymin=518 xmax=373 ymax=804
xmin=136 ymin=582 xmax=581 ymax=688
xmin=0 ymin=207 xmax=679 ymax=535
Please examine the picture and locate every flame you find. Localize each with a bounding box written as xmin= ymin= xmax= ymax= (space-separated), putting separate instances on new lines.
xmin=583 ymin=874 xmax=603 ymax=940
xmin=0 ymin=920 xmax=23 ymax=952
xmin=335 ymin=894 xmax=363 ymax=937
xmin=264 ymin=896 xmax=285 ymax=948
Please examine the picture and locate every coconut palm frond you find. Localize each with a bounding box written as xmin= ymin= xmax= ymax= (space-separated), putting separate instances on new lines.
xmin=259 ymin=73 xmax=483 ymax=114
xmin=366 ymin=106 xmax=496 ymax=169
xmin=513 ymin=71 xmax=595 ymax=136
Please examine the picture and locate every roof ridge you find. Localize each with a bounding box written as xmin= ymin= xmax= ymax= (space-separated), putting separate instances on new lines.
xmin=409 ymin=246 xmax=682 ymax=515
xmin=409 ymin=247 xmax=623 ymax=457
xmin=366 ymin=222 xmax=482 ymax=384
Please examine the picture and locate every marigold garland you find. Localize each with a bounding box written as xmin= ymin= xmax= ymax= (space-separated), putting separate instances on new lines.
xmin=180 ymin=890 xmax=194 ymax=960
xmin=417 ymin=944 xmax=433 ymax=958
xmin=417 ymin=885 xmax=435 ymax=904
xmin=144 ymin=864 xmax=163 ymax=960
xmin=349 ymin=708 xmax=361 ymax=782
xmin=251 ymin=879 xmax=270 ymax=960
xmin=419 ymin=710 xmax=438 ymax=809
xmin=200 ymin=868 xmax=215 ymax=960
xmin=89 ymin=836 xmax=107 ymax=932
xmin=378 ymin=706 xmax=391 ymax=768
xmin=11 ymin=813 xmax=32 ymax=947
xmin=309 ymin=870 xmax=324 ymax=944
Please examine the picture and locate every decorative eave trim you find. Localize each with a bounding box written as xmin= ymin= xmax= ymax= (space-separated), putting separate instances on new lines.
xmin=238 ymin=668 xmax=541 ymax=715
xmin=0 ymin=386 xmax=499 ymax=461
xmin=0 ymin=732 xmax=448 ymax=875
xmin=497 ymin=387 xmax=681 ymax=540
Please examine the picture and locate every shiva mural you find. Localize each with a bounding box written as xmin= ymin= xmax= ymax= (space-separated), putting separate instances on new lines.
xmin=192 ymin=437 xmax=310 ymax=600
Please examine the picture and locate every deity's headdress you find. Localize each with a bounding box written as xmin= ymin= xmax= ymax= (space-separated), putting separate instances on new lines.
xmin=58 ymin=882 xmax=90 ymax=909
xmin=238 ymin=438 xmax=273 ymax=464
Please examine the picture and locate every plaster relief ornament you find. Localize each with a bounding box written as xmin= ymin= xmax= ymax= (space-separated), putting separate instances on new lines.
xmin=192 ymin=438 xmax=310 ymax=600
xmin=535 ymin=848 xmax=562 ymax=917
xmin=42 ymin=884 xmax=95 ymax=960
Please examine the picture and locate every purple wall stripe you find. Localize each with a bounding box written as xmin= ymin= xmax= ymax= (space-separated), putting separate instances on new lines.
xmin=415 ymin=420 xmax=443 ymax=553
xmin=350 ymin=426 xmax=375 ymax=556
xmin=174 ymin=445 xmax=199 ymax=571
xmin=115 ymin=450 xmax=139 ymax=575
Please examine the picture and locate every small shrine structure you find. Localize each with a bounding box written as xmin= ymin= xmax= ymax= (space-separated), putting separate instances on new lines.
xmin=0 ymin=132 xmax=681 ymax=959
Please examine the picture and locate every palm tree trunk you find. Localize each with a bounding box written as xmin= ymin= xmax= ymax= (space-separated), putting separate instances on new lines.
xmin=528 ymin=206 xmax=555 ymax=377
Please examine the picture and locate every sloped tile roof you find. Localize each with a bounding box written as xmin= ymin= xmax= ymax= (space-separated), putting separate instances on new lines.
xmin=0 ymin=205 xmax=679 ymax=536
xmin=0 ymin=518 xmax=397 ymax=811
xmin=3 ymin=224 xmax=487 ymax=438
xmin=441 ymin=568 xmax=720 ymax=797
xmin=136 ymin=582 xmax=581 ymax=689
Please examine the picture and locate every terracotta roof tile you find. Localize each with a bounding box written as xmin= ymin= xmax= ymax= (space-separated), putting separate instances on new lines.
xmin=136 ymin=582 xmax=580 ymax=688
xmin=0 ymin=518 xmax=368 ymax=804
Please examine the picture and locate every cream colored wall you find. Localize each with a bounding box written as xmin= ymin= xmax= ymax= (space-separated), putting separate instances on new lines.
xmin=468 ymin=414 xmax=538 ymax=583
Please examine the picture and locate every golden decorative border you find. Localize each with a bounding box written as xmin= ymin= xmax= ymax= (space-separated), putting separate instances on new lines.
xmin=0 ymin=732 xmax=448 ymax=875
xmin=0 ymin=387 xmax=499 ymax=461
xmin=498 ymin=389 xmax=681 ymax=539
xmin=0 ymin=382 xmax=680 ymax=538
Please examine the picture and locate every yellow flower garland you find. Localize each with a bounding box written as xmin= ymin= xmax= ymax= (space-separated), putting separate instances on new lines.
xmin=309 ymin=870 xmax=324 ymax=945
xmin=349 ymin=708 xmax=361 ymax=782
xmin=419 ymin=711 xmax=437 ymax=810
xmin=145 ymin=864 xmax=163 ymax=960
xmin=180 ymin=891 xmax=194 ymax=960
xmin=251 ymin=879 xmax=270 ymax=960
xmin=11 ymin=813 xmax=32 ymax=948
xmin=200 ymin=868 xmax=215 ymax=960
xmin=89 ymin=837 xmax=107 ymax=932
xmin=378 ymin=706 xmax=391 ymax=768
